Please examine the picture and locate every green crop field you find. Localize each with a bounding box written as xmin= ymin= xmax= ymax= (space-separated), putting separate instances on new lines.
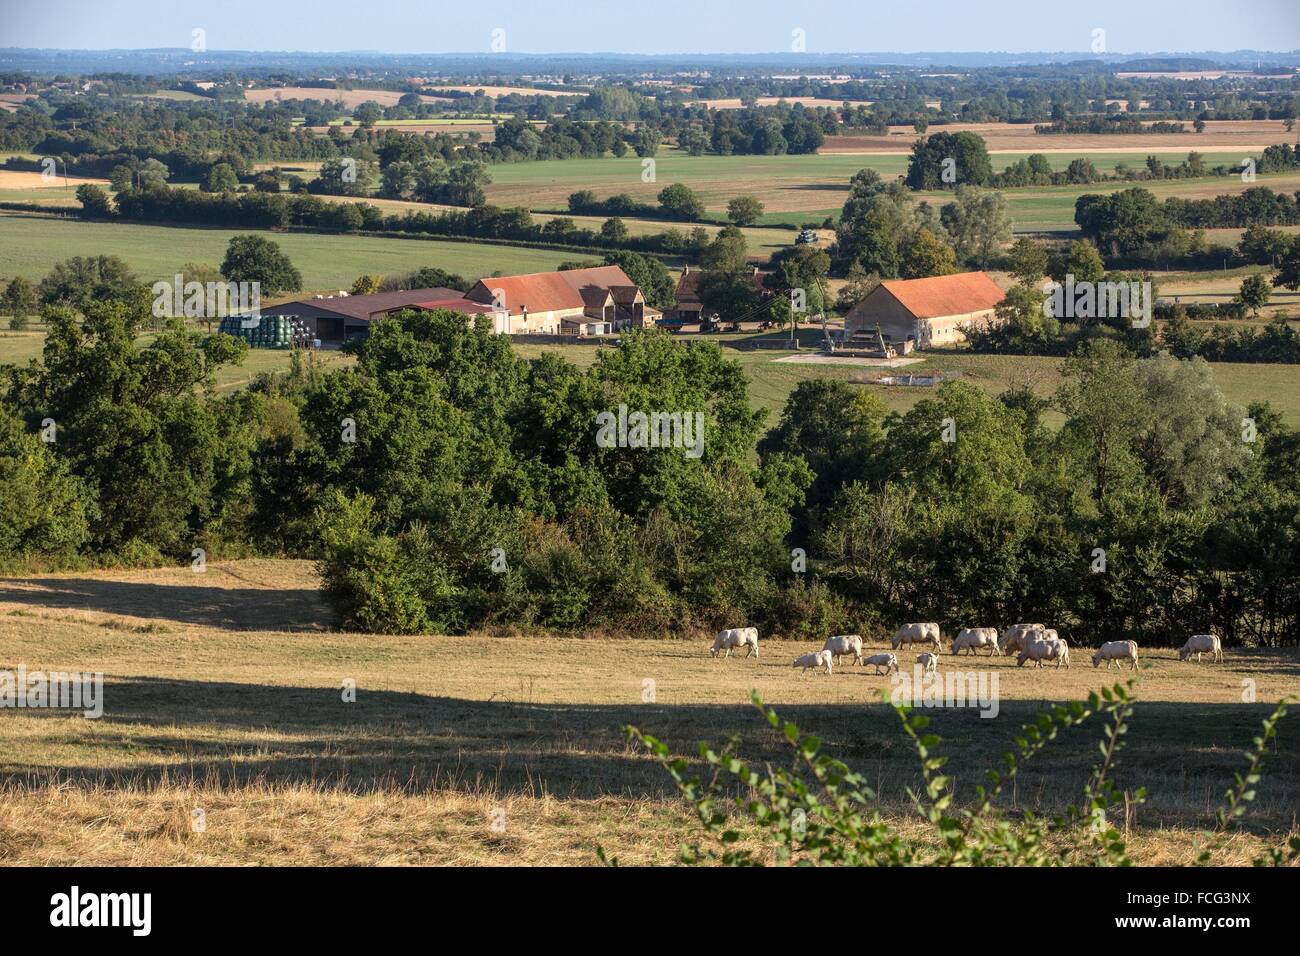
xmin=0 ymin=212 xmax=582 ymax=289
xmin=952 ymin=169 xmax=1300 ymax=234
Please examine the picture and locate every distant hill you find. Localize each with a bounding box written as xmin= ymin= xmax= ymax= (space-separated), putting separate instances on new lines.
xmin=1 ymin=47 xmax=1298 ymax=77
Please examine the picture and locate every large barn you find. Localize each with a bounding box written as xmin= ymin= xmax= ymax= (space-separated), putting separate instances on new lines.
xmin=250 ymin=287 xmax=484 ymax=345
xmin=244 ymin=266 xmax=661 ymax=345
xmin=843 ymin=271 xmax=1008 ymax=350
xmin=462 ymin=265 xmax=659 ymax=335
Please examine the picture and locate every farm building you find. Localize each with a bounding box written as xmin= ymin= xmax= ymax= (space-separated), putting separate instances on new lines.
xmin=843 ymin=271 xmax=1008 ymax=349
xmin=461 ymin=265 xmax=660 ymax=335
xmin=663 ymin=265 xmax=772 ymax=326
xmin=245 ymin=287 xmax=495 ymax=345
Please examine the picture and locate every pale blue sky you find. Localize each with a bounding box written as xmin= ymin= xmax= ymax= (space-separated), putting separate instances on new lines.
xmin=2 ymin=0 xmax=1297 ymax=54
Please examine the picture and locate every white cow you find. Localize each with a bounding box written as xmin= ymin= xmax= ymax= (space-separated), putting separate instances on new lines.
xmin=864 ymin=653 xmax=899 ymax=676
xmin=916 ymin=652 xmax=938 ymax=675
xmin=1017 ymin=637 xmax=1070 ymax=669
xmin=999 ymin=623 xmax=1045 ymax=657
xmin=822 ymin=634 xmax=865 ymax=666
xmin=1178 ymin=634 xmax=1223 ymax=663
xmin=952 ymin=627 xmax=1001 ymax=656
xmin=1093 ymin=640 xmax=1139 ymax=671
xmin=892 ymin=622 xmax=941 ymax=651
xmin=711 ymin=627 xmax=759 ymax=659
xmin=794 ymin=650 xmax=833 ymax=675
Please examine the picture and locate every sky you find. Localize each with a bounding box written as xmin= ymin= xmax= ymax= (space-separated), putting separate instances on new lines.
xmin=1 ymin=0 xmax=1298 ymax=54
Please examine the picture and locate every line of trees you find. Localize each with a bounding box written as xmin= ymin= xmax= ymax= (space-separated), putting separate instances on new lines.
xmin=82 ymin=183 xmax=724 ymax=258
xmin=832 ymin=167 xmax=1011 ymax=278
xmin=3 ymin=285 xmax=1297 ymax=647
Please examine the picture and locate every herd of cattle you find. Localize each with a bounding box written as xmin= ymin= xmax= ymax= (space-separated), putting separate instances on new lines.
xmin=709 ymin=625 xmax=1226 ymax=676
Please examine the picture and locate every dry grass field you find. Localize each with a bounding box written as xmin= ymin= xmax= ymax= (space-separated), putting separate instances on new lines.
xmin=241 ymin=87 xmax=452 ymax=107
xmin=0 ymin=170 xmax=110 ymax=209
xmin=0 ymin=170 xmax=108 ymax=191
xmin=0 ymin=560 xmax=1296 ymax=866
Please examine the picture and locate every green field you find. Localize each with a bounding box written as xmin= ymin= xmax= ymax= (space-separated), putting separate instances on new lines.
xmin=6 ymin=146 xmax=1285 ymax=248
xmin=0 ymin=186 xmax=84 ymax=207
xmin=0 ymin=213 xmax=581 ymax=289
xmin=514 ymin=335 xmax=1300 ymax=425
xmin=482 ymin=149 xmax=1269 ymax=231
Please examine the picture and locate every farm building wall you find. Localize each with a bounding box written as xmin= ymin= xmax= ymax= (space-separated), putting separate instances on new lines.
xmin=844 ymin=288 xmax=1003 ymax=349
xmin=920 ymin=307 xmax=1000 ymax=346
xmin=843 ymin=287 xmax=920 ymax=345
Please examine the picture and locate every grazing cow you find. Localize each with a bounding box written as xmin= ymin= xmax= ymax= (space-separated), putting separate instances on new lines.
xmin=892 ymin=622 xmax=941 ymax=651
xmin=1093 ymin=640 xmax=1139 ymax=671
xmin=864 ymin=653 xmax=899 ymax=676
xmin=711 ymin=627 xmax=759 ymax=659
xmin=916 ymin=652 xmax=938 ymax=675
xmin=952 ymin=627 xmax=1000 ymax=656
xmin=1017 ymin=637 xmax=1070 ymax=669
xmin=793 ymin=650 xmax=833 ymax=675
xmin=822 ymin=634 xmax=865 ymax=666
xmin=999 ymin=623 xmax=1045 ymax=657
xmin=1178 ymin=634 xmax=1223 ymax=664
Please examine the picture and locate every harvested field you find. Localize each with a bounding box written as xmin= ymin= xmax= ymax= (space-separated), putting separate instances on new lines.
xmin=0 ymin=170 xmax=108 ymax=190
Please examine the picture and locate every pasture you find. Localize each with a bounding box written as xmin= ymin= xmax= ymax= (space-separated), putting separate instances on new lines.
xmin=0 ymin=213 xmax=581 ymax=289
xmin=0 ymin=559 xmax=1294 ymax=866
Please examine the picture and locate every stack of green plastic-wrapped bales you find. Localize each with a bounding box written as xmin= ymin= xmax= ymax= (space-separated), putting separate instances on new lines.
xmin=218 ymin=315 xmax=295 ymax=349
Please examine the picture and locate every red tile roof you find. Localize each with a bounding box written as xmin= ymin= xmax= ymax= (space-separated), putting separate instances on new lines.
xmin=879 ymin=272 xmax=1006 ymax=319
xmin=465 ymin=265 xmax=633 ymax=316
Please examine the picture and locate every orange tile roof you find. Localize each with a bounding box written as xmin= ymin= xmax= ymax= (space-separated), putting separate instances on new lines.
xmin=465 ymin=265 xmax=633 ymax=316
xmin=879 ymin=271 xmax=1006 ymax=319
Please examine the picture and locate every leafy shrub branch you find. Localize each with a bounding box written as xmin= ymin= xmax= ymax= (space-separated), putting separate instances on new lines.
xmin=616 ymin=688 xmax=1295 ymax=867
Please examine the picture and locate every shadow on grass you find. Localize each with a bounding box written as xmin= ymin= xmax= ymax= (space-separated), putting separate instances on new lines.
xmin=0 ymin=578 xmax=330 ymax=631
xmin=2 ymin=675 xmax=1295 ymax=828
